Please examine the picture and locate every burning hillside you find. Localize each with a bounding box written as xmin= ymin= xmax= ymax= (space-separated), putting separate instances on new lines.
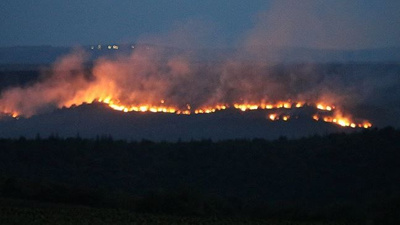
xmin=0 ymin=47 xmax=374 ymax=129
xmin=94 ymin=99 xmax=371 ymax=129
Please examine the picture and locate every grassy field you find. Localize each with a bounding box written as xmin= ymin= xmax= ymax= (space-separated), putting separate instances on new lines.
xmin=0 ymin=199 xmax=355 ymax=225
xmin=0 ymin=208 xmax=355 ymax=225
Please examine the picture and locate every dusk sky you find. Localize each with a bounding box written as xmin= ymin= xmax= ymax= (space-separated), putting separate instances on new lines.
xmin=1 ymin=0 xmax=399 ymax=49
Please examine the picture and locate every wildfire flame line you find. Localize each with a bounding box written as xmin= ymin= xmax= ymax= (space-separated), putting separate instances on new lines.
xmin=0 ymin=96 xmax=373 ymax=129
xmin=0 ymin=50 xmax=375 ymax=130
xmin=81 ymin=98 xmax=371 ymax=129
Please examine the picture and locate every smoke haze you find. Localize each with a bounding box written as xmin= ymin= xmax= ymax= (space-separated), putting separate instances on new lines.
xmin=0 ymin=0 xmax=399 ymax=129
xmin=245 ymin=0 xmax=400 ymax=50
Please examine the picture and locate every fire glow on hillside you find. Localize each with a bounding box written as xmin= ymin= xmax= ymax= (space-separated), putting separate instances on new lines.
xmin=0 ymin=48 xmax=373 ymax=129
xmin=1 ymin=95 xmax=372 ymax=129
xmin=94 ymin=98 xmax=372 ymax=128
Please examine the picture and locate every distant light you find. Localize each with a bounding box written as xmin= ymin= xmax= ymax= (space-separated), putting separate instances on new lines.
xmin=108 ymin=45 xmax=112 ymax=49
xmin=90 ymin=46 xmax=94 ymax=50
xmin=112 ymin=45 xmax=119 ymax=50
xmin=131 ymin=45 xmax=135 ymax=49
xmin=97 ymin=45 xmax=102 ymax=50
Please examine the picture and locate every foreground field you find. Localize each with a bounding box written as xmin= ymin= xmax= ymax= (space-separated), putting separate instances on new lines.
xmin=0 ymin=202 xmax=355 ymax=225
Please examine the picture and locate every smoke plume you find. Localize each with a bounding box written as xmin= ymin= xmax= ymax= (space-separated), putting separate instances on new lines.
xmin=1 ymin=0 xmax=399 ymax=128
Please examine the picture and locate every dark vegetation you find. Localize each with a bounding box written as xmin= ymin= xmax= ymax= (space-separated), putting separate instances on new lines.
xmin=0 ymin=127 xmax=399 ymax=224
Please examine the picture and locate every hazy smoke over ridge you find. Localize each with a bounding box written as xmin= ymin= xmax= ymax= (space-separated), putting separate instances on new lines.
xmin=0 ymin=45 xmax=386 ymax=123
xmin=245 ymin=0 xmax=400 ymax=50
xmin=0 ymin=0 xmax=399 ymax=127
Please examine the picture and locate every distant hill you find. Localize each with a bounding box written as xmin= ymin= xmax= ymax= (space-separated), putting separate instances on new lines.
xmin=0 ymin=46 xmax=71 ymax=64
xmin=0 ymin=102 xmax=361 ymax=141
xmin=1 ymin=45 xmax=400 ymax=64
xmin=1 ymin=62 xmax=399 ymax=136
xmin=237 ymin=46 xmax=400 ymax=63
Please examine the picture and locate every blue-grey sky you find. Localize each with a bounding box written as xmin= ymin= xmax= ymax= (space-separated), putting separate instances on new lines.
xmin=1 ymin=0 xmax=399 ymax=49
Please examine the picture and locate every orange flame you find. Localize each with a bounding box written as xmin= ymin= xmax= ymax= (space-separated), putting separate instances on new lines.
xmin=96 ymin=98 xmax=373 ymax=129
xmin=269 ymin=114 xmax=278 ymax=121
xmin=316 ymin=103 xmax=335 ymax=111
xmin=1 ymin=94 xmax=372 ymax=129
xmin=316 ymin=114 xmax=372 ymax=128
xmin=0 ymin=51 xmax=374 ymax=130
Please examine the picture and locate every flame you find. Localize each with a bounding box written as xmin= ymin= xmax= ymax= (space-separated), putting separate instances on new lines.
xmin=276 ymin=101 xmax=292 ymax=109
xmin=269 ymin=114 xmax=278 ymax=121
xmin=10 ymin=112 xmax=19 ymax=118
xmin=267 ymin=113 xmax=290 ymax=122
xmin=194 ymin=105 xmax=227 ymax=114
xmin=317 ymin=114 xmax=372 ymax=129
xmin=233 ymin=101 xmax=296 ymax=112
xmin=1 ymin=94 xmax=372 ymax=129
xmin=0 ymin=108 xmax=20 ymax=119
xmin=316 ymin=103 xmax=334 ymax=111
xmin=0 ymin=51 xmax=375 ymax=130
xmin=234 ymin=104 xmax=259 ymax=111
xmin=4 ymin=96 xmax=372 ymax=129
xmin=98 ymin=98 xmax=178 ymax=114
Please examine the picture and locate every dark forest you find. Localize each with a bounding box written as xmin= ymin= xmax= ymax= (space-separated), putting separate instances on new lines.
xmin=0 ymin=127 xmax=399 ymax=224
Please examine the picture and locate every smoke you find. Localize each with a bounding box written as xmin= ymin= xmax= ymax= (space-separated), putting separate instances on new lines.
xmin=0 ymin=46 xmax=362 ymax=118
xmin=137 ymin=18 xmax=221 ymax=49
xmin=0 ymin=50 xmax=90 ymax=117
xmin=1 ymin=0 xmax=399 ymax=127
xmin=245 ymin=0 xmax=400 ymax=50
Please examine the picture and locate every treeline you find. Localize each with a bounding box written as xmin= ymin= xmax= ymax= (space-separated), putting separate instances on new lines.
xmin=0 ymin=127 xmax=400 ymax=223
